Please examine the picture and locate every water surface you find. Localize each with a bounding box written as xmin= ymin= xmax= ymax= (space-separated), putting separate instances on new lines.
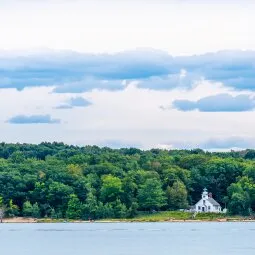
xmin=1 ymin=222 xmax=254 ymax=255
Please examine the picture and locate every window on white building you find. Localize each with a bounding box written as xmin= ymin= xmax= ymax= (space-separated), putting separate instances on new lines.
xmin=208 ymin=206 xmax=210 ymax=211
xmin=198 ymin=206 xmax=201 ymax=210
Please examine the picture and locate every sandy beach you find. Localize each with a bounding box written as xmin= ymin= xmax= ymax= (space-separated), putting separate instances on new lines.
xmin=2 ymin=217 xmax=37 ymax=223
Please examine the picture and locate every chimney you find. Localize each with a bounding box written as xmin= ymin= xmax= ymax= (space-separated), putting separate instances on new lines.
xmin=208 ymin=192 xmax=213 ymax=198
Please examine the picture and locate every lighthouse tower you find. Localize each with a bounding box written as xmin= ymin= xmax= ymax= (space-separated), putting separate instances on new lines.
xmin=202 ymin=188 xmax=209 ymax=200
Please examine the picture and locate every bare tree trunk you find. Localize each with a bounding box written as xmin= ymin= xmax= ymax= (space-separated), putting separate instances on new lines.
xmin=0 ymin=208 xmax=4 ymax=223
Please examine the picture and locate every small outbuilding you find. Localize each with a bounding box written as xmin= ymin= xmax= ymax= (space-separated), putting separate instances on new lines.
xmin=195 ymin=188 xmax=222 ymax=213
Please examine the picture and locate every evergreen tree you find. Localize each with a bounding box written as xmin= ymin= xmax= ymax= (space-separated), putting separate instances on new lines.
xmin=113 ymin=199 xmax=127 ymax=218
xmin=166 ymin=181 xmax=189 ymax=210
xmin=66 ymin=194 xmax=82 ymax=219
xmin=95 ymin=202 xmax=106 ymax=219
xmin=49 ymin=208 xmax=57 ymax=219
xmin=138 ymin=178 xmax=167 ymax=211
xmin=23 ymin=201 xmax=33 ymax=216
xmin=127 ymin=202 xmax=139 ymax=218
xmin=103 ymin=203 xmax=115 ymax=218
xmin=227 ymin=181 xmax=252 ymax=215
xmin=32 ymin=203 xmax=41 ymax=218
xmin=82 ymin=191 xmax=98 ymax=220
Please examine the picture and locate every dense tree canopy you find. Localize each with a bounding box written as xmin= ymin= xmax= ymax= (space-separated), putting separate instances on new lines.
xmin=0 ymin=142 xmax=254 ymax=219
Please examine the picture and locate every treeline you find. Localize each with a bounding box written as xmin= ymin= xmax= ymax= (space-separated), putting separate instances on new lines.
xmin=0 ymin=142 xmax=254 ymax=219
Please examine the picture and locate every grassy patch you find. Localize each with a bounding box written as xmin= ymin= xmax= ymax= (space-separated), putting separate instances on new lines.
xmin=131 ymin=211 xmax=193 ymax=221
xmin=31 ymin=212 xmax=250 ymax=223
xmin=129 ymin=211 xmax=229 ymax=222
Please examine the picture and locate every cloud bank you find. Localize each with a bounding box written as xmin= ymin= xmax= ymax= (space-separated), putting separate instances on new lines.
xmin=8 ymin=114 xmax=60 ymax=124
xmin=173 ymin=94 xmax=255 ymax=112
xmin=201 ymin=136 xmax=255 ymax=150
xmin=1 ymin=49 xmax=255 ymax=93
xmin=56 ymin=96 xmax=92 ymax=109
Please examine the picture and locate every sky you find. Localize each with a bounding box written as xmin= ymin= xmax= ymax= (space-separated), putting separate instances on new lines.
xmin=0 ymin=0 xmax=255 ymax=150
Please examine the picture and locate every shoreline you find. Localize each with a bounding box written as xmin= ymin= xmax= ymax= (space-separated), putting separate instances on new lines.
xmin=2 ymin=217 xmax=255 ymax=223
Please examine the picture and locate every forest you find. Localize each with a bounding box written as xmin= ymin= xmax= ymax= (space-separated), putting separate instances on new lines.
xmin=0 ymin=142 xmax=254 ymax=220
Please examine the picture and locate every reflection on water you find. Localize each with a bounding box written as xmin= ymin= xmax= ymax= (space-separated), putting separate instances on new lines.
xmin=0 ymin=222 xmax=255 ymax=255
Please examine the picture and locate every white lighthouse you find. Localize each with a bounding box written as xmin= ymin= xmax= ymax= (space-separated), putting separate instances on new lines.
xmin=195 ymin=188 xmax=222 ymax=213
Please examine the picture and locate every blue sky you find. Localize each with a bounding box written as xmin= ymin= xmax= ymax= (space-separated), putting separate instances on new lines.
xmin=0 ymin=0 xmax=255 ymax=150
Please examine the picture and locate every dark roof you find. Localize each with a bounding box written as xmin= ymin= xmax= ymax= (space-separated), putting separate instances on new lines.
xmin=208 ymin=197 xmax=221 ymax=206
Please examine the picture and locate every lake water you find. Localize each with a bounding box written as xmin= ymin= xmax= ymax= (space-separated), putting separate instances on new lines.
xmin=0 ymin=222 xmax=255 ymax=255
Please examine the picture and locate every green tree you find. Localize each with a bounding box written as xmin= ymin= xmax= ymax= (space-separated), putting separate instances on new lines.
xmin=233 ymin=176 xmax=255 ymax=212
xmin=137 ymin=178 xmax=166 ymax=211
xmin=95 ymin=202 xmax=106 ymax=219
xmin=47 ymin=182 xmax=74 ymax=211
xmin=127 ymin=202 xmax=139 ymax=218
xmin=0 ymin=196 xmax=3 ymax=207
xmin=82 ymin=190 xmax=98 ymax=220
xmin=227 ymin=183 xmax=251 ymax=215
xmin=122 ymin=176 xmax=137 ymax=207
xmin=49 ymin=208 xmax=58 ymax=219
xmin=6 ymin=199 xmax=19 ymax=217
xmin=23 ymin=201 xmax=33 ymax=216
xmin=66 ymin=194 xmax=82 ymax=219
xmin=95 ymin=202 xmax=115 ymax=219
xmin=100 ymin=175 xmax=123 ymax=203
xmin=32 ymin=203 xmax=41 ymax=218
xmin=166 ymin=181 xmax=189 ymax=210
xmin=113 ymin=199 xmax=127 ymax=218
xmin=103 ymin=203 xmax=115 ymax=218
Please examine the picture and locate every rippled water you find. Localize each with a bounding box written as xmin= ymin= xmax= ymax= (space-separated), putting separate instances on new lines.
xmin=0 ymin=222 xmax=255 ymax=255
